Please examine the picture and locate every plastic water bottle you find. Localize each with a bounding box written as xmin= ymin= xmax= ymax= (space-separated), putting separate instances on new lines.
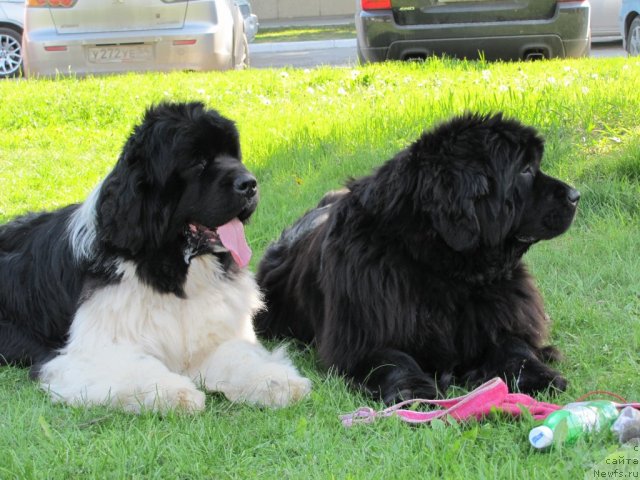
xmin=529 ymin=400 xmax=619 ymax=449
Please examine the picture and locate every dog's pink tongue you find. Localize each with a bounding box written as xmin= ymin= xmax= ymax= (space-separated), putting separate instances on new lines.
xmin=217 ymin=218 xmax=252 ymax=268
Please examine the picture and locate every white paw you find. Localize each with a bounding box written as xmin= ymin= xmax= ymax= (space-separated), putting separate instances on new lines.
xmin=124 ymin=380 xmax=206 ymax=414
xmin=263 ymin=373 xmax=312 ymax=408
xmin=159 ymin=385 xmax=206 ymax=413
xmin=226 ymin=366 xmax=312 ymax=408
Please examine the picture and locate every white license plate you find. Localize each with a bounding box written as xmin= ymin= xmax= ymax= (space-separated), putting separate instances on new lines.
xmin=88 ymin=45 xmax=153 ymax=64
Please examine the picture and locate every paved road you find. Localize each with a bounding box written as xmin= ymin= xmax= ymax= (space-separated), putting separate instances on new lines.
xmin=250 ymin=40 xmax=626 ymax=69
xmin=250 ymin=39 xmax=357 ymax=69
xmin=251 ymin=48 xmax=358 ymax=68
xmin=591 ymin=41 xmax=627 ymax=58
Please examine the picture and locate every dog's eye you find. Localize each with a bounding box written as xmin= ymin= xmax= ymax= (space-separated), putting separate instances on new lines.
xmin=189 ymin=161 xmax=207 ymax=176
xmin=521 ymin=165 xmax=534 ymax=176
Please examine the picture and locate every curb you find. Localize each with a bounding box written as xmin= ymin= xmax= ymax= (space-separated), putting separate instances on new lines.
xmin=250 ymin=38 xmax=356 ymax=53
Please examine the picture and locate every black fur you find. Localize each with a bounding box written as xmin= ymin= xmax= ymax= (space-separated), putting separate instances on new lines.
xmin=255 ymin=113 xmax=579 ymax=405
xmin=0 ymin=101 xmax=257 ymax=370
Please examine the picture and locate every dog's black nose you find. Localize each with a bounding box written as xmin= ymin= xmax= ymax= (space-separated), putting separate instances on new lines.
xmin=234 ymin=174 xmax=257 ymax=198
xmin=567 ymin=188 xmax=580 ymax=205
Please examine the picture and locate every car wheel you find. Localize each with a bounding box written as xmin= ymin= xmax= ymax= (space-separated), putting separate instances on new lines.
xmin=235 ymin=33 xmax=249 ymax=69
xmin=627 ymin=17 xmax=640 ymax=56
xmin=0 ymin=28 xmax=22 ymax=78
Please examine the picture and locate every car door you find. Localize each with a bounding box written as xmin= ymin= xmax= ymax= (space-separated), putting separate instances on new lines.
xmin=0 ymin=0 xmax=25 ymax=28
xmin=392 ymin=0 xmax=558 ymax=26
xmin=591 ymin=0 xmax=622 ymax=37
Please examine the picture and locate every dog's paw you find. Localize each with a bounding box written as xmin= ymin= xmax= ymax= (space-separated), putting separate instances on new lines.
xmin=257 ymin=372 xmax=312 ymax=408
xmin=537 ymin=345 xmax=564 ymax=363
xmin=225 ymin=367 xmax=312 ymax=408
xmin=126 ymin=378 xmax=206 ymax=414
xmin=516 ymin=365 xmax=567 ymax=395
xmin=380 ymin=375 xmax=440 ymax=406
xmin=159 ymin=385 xmax=206 ymax=413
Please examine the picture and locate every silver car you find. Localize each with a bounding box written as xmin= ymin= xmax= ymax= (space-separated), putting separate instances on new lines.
xmin=621 ymin=0 xmax=640 ymax=55
xmin=356 ymin=0 xmax=591 ymax=62
xmin=591 ymin=0 xmax=622 ymax=41
xmin=0 ymin=0 xmax=23 ymax=78
xmin=235 ymin=0 xmax=258 ymax=42
xmin=23 ymin=0 xmax=249 ymax=78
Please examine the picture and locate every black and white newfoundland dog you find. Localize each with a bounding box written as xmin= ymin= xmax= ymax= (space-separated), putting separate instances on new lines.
xmin=255 ymin=113 xmax=580 ymax=405
xmin=0 ymin=101 xmax=310 ymax=413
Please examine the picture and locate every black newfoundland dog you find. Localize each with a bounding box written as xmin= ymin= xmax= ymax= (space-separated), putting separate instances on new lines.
xmin=255 ymin=113 xmax=579 ymax=405
xmin=0 ymin=101 xmax=310 ymax=412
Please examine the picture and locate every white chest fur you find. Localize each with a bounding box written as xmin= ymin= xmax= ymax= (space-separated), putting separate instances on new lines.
xmin=65 ymin=256 xmax=263 ymax=375
xmin=40 ymin=255 xmax=310 ymax=412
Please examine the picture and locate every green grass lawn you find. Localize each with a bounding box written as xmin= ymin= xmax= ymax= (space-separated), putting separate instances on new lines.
xmin=254 ymin=24 xmax=356 ymax=43
xmin=1 ymin=57 xmax=639 ymax=479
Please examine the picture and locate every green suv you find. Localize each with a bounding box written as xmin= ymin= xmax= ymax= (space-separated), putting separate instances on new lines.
xmin=356 ymin=0 xmax=591 ymax=62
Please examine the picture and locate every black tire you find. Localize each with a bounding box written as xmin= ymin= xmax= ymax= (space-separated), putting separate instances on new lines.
xmin=0 ymin=27 xmax=22 ymax=78
xmin=627 ymin=16 xmax=640 ymax=56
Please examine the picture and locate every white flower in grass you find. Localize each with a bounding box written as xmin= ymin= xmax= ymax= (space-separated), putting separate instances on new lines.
xmin=259 ymin=96 xmax=271 ymax=106
xmin=337 ymin=87 xmax=347 ymax=96
xmin=306 ymin=87 xmax=315 ymax=95
xmin=547 ymin=76 xmax=557 ymax=85
xmin=482 ymin=69 xmax=491 ymax=80
xmin=582 ymin=86 xmax=589 ymax=94
xmin=498 ymin=85 xmax=509 ymax=92
xmin=591 ymin=73 xmax=599 ymax=80
xmin=350 ymin=69 xmax=361 ymax=79
xmin=622 ymin=64 xmax=629 ymax=71
xmin=196 ymin=89 xmax=206 ymax=95
xmin=303 ymin=68 xmax=311 ymax=74
xmin=280 ymin=71 xmax=289 ymax=78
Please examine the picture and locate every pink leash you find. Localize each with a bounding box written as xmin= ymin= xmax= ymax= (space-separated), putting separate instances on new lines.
xmin=340 ymin=377 xmax=562 ymax=427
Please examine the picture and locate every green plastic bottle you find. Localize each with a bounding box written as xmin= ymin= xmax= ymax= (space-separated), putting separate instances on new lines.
xmin=529 ymin=400 xmax=619 ymax=449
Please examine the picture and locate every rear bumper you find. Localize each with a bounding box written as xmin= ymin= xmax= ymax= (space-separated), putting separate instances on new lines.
xmin=23 ymin=25 xmax=233 ymax=77
xmin=356 ymin=4 xmax=590 ymax=61
xmin=361 ymin=35 xmax=589 ymax=62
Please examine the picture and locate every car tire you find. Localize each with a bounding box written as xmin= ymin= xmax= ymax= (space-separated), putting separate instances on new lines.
xmin=627 ymin=17 xmax=640 ymax=56
xmin=0 ymin=27 xmax=22 ymax=78
xmin=234 ymin=33 xmax=249 ymax=69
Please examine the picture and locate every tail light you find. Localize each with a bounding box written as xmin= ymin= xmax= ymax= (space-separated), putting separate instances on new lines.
xmin=173 ymin=40 xmax=197 ymax=46
xmin=27 ymin=0 xmax=76 ymax=7
xmin=362 ymin=0 xmax=392 ymax=11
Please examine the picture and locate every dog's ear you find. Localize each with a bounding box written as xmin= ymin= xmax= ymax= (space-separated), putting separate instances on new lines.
xmin=350 ymin=147 xmax=487 ymax=253
xmin=97 ymin=121 xmax=173 ymax=255
xmin=97 ymin=158 xmax=148 ymax=255
xmin=419 ymin=165 xmax=488 ymax=253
